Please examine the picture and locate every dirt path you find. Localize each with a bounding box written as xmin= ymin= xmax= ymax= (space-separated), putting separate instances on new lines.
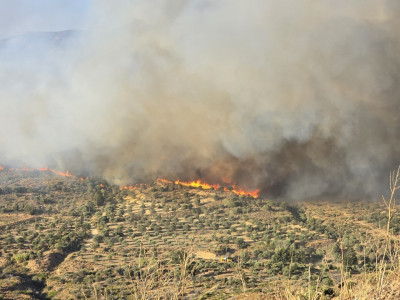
xmin=304 ymin=202 xmax=400 ymax=242
xmin=196 ymin=251 xmax=217 ymax=260
xmin=0 ymin=214 xmax=41 ymax=230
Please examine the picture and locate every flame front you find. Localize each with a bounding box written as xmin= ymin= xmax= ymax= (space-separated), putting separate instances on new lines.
xmin=158 ymin=178 xmax=259 ymax=198
xmin=157 ymin=178 xmax=172 ymax=184
xmin=174 ymin=179 xmax=221 ymax=190
xmin=49 ymin=169 xmax=73 ymax=177
xmin=0 ymin=165 xmax=74 ymax=178
xmin=230 ymin=185 xmax=259 ymax=198
xmin=120 ymin=185 xmax=139 ymax=191
xmin=1 ymin=164 xmax=259 ymax=197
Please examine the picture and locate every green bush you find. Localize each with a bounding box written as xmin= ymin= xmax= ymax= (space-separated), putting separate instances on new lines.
xmin=12 ymin=252 xmax=29 ymax=263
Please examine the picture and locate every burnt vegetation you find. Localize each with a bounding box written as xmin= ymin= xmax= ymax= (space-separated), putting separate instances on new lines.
xmin=0 ymin=169 xmax=399 ymax=299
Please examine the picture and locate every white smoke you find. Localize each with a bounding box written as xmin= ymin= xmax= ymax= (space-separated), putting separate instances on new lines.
xmin=1 ymin=0 xmax=400 ymax=199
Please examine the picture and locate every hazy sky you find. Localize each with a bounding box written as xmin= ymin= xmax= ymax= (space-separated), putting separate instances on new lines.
xmin=0 ymin=0 xmax=91 ymax=39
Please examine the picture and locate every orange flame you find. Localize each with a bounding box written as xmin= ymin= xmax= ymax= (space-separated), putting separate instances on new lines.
xmin=157 ymin=178 xmax=172 ymax=184
xmin=158 ymin=178 xmax=259 ymax=198
xmin=174 ymin=179 xmax=221 ymax=190
xmin=0 ymin=165 xmax=75 ymax=178
xmin=230 ymin=185 xmax=259 ymax=198
xmin=49 ymin=169 xmax=73 ymax=178
xmin=99 ymin=183 xmax=109 ymax=189
xmin=120 ymin=185 xmax=139 ymax=191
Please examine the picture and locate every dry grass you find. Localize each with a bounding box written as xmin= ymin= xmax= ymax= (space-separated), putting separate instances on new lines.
xmin=2 ymin=168 xmax=400 ymax=299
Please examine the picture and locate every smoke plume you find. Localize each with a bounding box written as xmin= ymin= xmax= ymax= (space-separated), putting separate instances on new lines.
xmin=1 ymin=0 xmax=400 ymax=199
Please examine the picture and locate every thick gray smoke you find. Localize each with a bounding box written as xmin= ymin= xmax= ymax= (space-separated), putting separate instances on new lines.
xmin=1 ymin=0 xmax=400 ymax=199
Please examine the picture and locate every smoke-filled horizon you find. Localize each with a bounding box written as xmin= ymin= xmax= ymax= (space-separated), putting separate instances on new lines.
xmin=1 ymin=0 xmax=400 ymax=199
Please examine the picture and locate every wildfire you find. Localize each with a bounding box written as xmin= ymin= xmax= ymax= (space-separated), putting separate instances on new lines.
xmin=49 ymin=169 xmax=73 ymax=178
xmin=120 ymin=185 xmax=139 ymax=191
xmin=174 ymin=179 xmax=221 ymax=190
xmin=1 ymin=164 xmax=259 ymax=197
xmin=157 ymin=178 xmax=172 ymax=184
xmin=158 ymin=178 xmax=259 ymax=198
xmin=230 ymin=185 xmax=259 ymax=198
xmin=0 ymin=165 xmax=75 ymax=178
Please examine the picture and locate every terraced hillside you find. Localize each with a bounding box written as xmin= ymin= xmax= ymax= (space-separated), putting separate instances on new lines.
xmin=0 ymin=169 xmax=399 ymax=299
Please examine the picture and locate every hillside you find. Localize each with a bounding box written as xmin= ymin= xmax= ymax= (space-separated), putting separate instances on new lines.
xmin=0 ymin=168 xmax=399 ymax=299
